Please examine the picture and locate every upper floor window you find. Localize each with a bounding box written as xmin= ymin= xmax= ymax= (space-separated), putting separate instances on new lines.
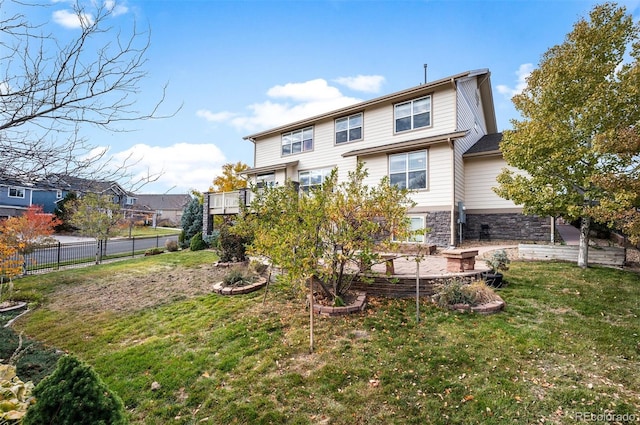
xmin=56 ymin=190 xmax=63 ymax=199
xmin=335 ymin=113 xmax=362 ymax=144
xmin=8 ymin=187 xmax=25 ymax=198
xmin=299 ymin=168 xmax=332 ymax=193
xmin=389 ymin=151 xmax=427 ymax=190
xmin=394 ymin=96 xmax=431 ymax=133
xmin=126 ymin=197 xmax=136 ymax=205
xmin=282 ymin=127 xmax=313 ymax=156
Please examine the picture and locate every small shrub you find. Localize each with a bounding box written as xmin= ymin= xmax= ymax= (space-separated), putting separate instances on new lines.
xmin=144 ymin=247 xmax=164 ymax=256
xmin=433 ymin=279 xmax=475 ymax=308
xmin=178 ymin=230 xmax=188 ymax=249
xmin=189 ymin=232 xmax=207 ymax=251
xmin=23 ymin=355 xmax=128 ymax=425
xmin=203 ymin=230 xmax=220 ymax=250
xmin=433 ymin=279 xmax=500 ymax=308
xmin=218 ymin=224 xmax=247 ymax=262
xmin=485 ymin=249 xmax=510 ymax=273
xmin=248 ymin=259 xmax=268 ymax=276
xmin=223 ymin=269 xmax=252 ymax=287
xmin=165 ymin=239 xmax=179 ymax=252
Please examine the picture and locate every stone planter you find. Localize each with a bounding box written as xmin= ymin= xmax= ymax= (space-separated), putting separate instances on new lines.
xmin=212 ymin=276 xmax=267 ymax=295
xmin=310 ymin=291 xmax=367 ymax=317
xmin=449 ymin=295 xmax=505 ymax=315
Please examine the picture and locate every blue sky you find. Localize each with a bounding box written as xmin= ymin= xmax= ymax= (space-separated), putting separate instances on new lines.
xmin=30 ymin=0 xmax=640 ymax=193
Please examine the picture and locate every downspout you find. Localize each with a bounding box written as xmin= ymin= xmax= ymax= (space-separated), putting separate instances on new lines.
xmin=448 ymin=137 xmax=456 ymax=248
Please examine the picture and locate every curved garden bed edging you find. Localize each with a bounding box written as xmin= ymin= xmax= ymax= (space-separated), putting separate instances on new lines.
xmin=449 ymin=295 xmax=505 ymax=315
xmin=311 ymin=291 xmax=367 ymax=317
xmin=212 ymin=276 xmax=267 ymax=295
xmin=0 ymin=301 xmax=27 ymax=313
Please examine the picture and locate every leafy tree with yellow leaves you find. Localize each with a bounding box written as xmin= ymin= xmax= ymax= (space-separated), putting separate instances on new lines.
xmin=496 ymin=3 xmax=640 ymax=267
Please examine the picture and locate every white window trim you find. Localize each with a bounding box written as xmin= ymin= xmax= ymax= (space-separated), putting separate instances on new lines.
xmin=407 ymin=216 xmax=425 ymax=243
xmin=8 ymin=186 xmax=25 ymax=198
xmin=388 ymin=150 xmax=428 ymax=190
xmin=394 ymin=95 xmax=432 ymax=133
xmin=282 ymin=126 xmax=314 ymax=157
xmin=335 ymin=112 xmax=363 ymax=145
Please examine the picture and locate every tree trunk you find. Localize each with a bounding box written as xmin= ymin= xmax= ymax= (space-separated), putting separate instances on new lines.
xmin=577 ymin=217 xmax=590 ymax=268
xmin=309 ymin=277 xmax=314 ymax=354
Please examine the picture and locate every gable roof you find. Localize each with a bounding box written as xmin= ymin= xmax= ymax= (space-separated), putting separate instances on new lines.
xmin=43 ymin=174 xmax=131 ymax=196
xmin=244 ymin=69 xmax=497 ymax=141
xmin=463 ymin=132 xmax=503 ymax=157
xmin=135 ymin=194 xmax=192 ymax=210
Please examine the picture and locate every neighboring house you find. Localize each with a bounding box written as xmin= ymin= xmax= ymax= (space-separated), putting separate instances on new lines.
xmin=40 ymin=174 xmax=135 ymax=210
xmin=1 ymin=174 xmax=136 ymax=218
xmin=134 ymin=194 xmax=192 ymax=227
xmin=203 ymin=69 xmax=551 ymax=246
xmin=0 ymin=176 xmax=36 ymax=219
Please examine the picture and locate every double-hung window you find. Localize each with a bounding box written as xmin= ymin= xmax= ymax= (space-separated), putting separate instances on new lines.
xmin=299 ymin=168 xmax=332 ymax=193
xmin=8 ymin=187 xmax=25 ymax=198
xmin=335 ymin=113 xmax=362 ymax=144
xmin=394 ymin=96 xmax=431 ymax=133
xmin=389 ymin=151 xmax=427 ymax=190
xmin=282 ymin=127 xmax=313 ymax=156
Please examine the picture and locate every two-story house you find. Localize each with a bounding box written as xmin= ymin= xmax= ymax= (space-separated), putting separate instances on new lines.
xmin=1 ymin=174 xmax=137 ymax=219
xmin=203 ymin=69 xmax=551 ymax=247
xmin=0 ymin=176 xmax=36 ymax=219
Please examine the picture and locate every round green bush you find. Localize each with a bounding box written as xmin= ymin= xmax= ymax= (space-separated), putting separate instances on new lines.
xmin=23 ymin=355 xmax=128 ymax=425
xmin=189 ymin=231 xmax=207 ymax=251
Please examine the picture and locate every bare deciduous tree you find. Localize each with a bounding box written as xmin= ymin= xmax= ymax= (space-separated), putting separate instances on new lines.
xmin=0 ymin=0 xmax=174 ymax=189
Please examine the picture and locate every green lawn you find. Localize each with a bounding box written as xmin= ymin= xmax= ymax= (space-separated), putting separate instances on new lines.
xmin=4 ymin=252 xmax=640 ymax=424
xmin=116 ymin=226 xmax=182 ymax=238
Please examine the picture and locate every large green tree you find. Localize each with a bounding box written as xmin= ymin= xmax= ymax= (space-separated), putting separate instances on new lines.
xmin=235 ymin=162 xmax=415 ymax=302
xmin=68 ymin=194 xmax=124 ymax=264
xmin=180 ymin=196 xmax=203 ymax=248
xmin=495 ymin=2 xmax=640 ymax=267
xmin=234 ymin=163 xmax=415 ymax=353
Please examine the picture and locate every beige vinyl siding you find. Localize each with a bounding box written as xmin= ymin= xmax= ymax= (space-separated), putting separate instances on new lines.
xmin=464 ymin=157 xmax=521 ymax=210
xmin=454 ymin=76 xmax=488 ymax=203
xmin=252 ymin=84 xmax=458 ymax=191
xmin=357 ymin=144 xmax=452 ymax=207
xmin=421 ymin=144 xmax=452 ymax=206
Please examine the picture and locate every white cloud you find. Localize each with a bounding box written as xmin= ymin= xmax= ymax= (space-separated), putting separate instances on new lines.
xmin=497 ymin=63 xmax=533 ymax=99
xmin=107 ymin=143 xmax=226 ymax=193
xmin=52 ymin=9 xmax=94 ymax=29
xmin=266 ymin=79 xmax=343 ymax=101
xmin=104 ymin=0 xmax=129 ymax=16
xmin=334 ymin=75 xmax=385 ymax=93
xmin=198 ymin=77 xmax=365 ymax=132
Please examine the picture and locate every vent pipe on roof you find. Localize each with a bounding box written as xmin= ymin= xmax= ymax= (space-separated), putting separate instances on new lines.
xmin=423 ymin=64 xmax=428 ymax=84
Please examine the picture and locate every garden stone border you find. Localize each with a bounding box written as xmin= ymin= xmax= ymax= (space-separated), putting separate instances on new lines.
xmin=0 ymin=301 xmax=27 ymax=313
xmin=449 ymin=295 xmax=505 ymax=315
xmin=311 ymin=291 xmax=367 ymax=316
xmin=212 ymin=277 xmax=267 ymax=295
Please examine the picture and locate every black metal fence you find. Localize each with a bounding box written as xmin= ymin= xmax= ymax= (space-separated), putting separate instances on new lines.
xmin=21 ymin=234 xmax=180 ymax=275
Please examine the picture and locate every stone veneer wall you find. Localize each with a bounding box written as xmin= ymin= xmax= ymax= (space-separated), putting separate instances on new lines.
xmin=464 ymin=213 xmax=550 ymax=242
xmin=425 ymin=211 xmax=452 ymax=247
xmin=202 ymin=196 xmax=212 ymax=236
